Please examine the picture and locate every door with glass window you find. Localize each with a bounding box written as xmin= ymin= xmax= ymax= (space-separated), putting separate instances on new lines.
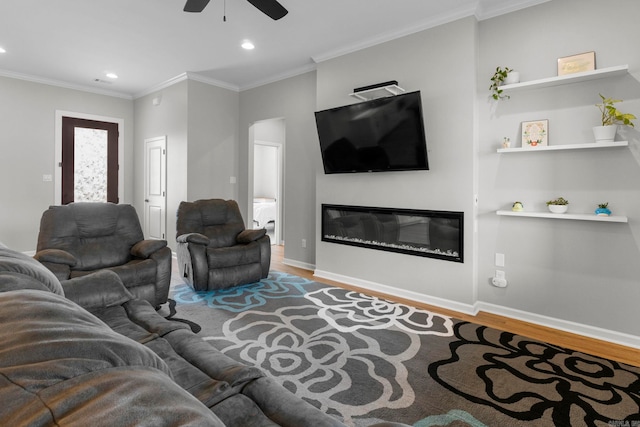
xmin=61 ymin=117 xmax=119 ymax=204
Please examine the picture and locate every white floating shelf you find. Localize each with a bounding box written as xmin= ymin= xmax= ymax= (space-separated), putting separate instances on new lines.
xmin=496 ymin=210 xmax=628 ymax=223
xmin=497 ymin=140 xmax=628 ymax=153
xmin=500 ymin=65 xmax=629 ymax=92
xmin=350 ymin=84 xmax=405 ymax=101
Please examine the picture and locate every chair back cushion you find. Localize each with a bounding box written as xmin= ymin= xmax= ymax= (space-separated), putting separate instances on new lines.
xmin=177 ymin=199 xmax=245 ymax=248
xmin=37 ymin=203 xmax=145 ymax=270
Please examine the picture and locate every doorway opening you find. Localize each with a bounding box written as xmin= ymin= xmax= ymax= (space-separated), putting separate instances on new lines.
xmin=248 ymin=118 xmax=284 ymax=246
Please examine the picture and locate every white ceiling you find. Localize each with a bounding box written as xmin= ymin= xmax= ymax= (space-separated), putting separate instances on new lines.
xmin=0 ymin=0 xmax=549 ymax=99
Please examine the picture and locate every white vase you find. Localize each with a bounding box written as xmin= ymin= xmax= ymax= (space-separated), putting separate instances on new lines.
xmin=504 ymin=71 xmax=520 ymax=85
xmin=548 ymin=205 xmax=568 ymax=214
xmin=592 ymin=125 xmax=617 ymax=143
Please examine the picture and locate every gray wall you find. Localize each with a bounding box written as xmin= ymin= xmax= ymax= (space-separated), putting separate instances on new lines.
xmin=134 ymin=81 xmax=188 ymax=251
xmin=0 ymin=76 xmax=134 ymax=252
xmin=477 ymin=0 xmax=640 ymax=339
xmin=314 ymin=17 xmax=478 ymax=307
xmin=186 ymin=80 xmax=239 ymax=202
xmin=239 ymin=71 xmax=318 ymax=268
xmin=133 ymin=80 xmax=239 ymax=251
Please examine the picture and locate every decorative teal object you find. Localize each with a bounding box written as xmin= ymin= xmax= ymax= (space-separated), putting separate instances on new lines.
xmin=595 ymin=202 xmax=611 ymax=216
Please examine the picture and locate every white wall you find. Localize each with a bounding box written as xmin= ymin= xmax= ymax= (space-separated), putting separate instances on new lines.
xmin=254 ymin=144 xmax=278 ymax=199
xmin=477 ymin=0 xmax=640 ymax=341
xmin=314 ymin=17 xmax=478 ymax=307
xmin=0 ymin=76 xmax=134 ymax=252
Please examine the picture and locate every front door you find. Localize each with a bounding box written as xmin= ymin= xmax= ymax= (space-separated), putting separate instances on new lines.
xmin=61 ymin=117 xmax=119 ymax=204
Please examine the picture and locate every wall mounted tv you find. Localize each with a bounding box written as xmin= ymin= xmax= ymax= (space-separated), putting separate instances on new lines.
xmin=314 ymin=91 xmax=428 ymax=174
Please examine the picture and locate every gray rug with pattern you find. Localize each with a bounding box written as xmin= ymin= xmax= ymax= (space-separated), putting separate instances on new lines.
xmin=164 ymin=271 xmax=640 ymax=427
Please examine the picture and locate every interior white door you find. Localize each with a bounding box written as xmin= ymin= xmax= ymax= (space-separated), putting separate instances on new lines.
xmin=144 ymin=136 xmax=167 ymax=240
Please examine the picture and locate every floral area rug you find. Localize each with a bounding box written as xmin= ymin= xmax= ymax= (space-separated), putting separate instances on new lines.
xmin=166 ymin=271 xmax=640 ymax=427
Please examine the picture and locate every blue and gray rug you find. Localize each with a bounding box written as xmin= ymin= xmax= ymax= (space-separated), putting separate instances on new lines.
xmin=166 ymin=271 xmax=640 ymax=427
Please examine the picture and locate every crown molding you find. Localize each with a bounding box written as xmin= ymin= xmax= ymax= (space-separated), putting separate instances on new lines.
xmin=0 ymin=68 xmax=133 ymax=100
xmin=311 ymin=0 xmax=552 ymax=64
xmin=475 ymin=0 xmax=551 ymax=20
xmin=133 ymin=73 xmax=189 ymax=99
xmin=239 ymin=63 xmax=317 ymax=92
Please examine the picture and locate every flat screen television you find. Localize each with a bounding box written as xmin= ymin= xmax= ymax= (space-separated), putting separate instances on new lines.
xmin=314 ymin=91 xmax=428 ymax=174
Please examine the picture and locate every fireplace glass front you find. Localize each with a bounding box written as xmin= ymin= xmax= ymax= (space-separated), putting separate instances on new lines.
xmin=322 ymin=204 xmax=463 ymax=262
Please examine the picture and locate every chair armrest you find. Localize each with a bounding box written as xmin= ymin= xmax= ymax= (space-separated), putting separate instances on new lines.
xmin=33 ymin=248 xmax=77 ymax=266
xmin=62 ymin=270 xmax=133 ymax=311
xmin=237 ymin=228 xmax=267 ymax=243
xmin=177 ymin=233 xmax=209 ymax=245
xmin=131 ymin=239 xmax=168 ymax=259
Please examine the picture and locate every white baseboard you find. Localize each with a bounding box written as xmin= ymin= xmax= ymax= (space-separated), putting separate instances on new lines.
xmin=475 ymin=301 xmax=640 ymax=350
xmin=314 ymin=269 xmax=640 ymax=351
xmin=283 ymin=257 xmax=315 ymax=271
xmin=313 ymin=269 xmax=477 ymax=316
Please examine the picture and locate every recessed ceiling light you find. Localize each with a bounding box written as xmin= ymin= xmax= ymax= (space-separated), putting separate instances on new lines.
xmin=105 ymin=72 xmax=118 ymax=79
xmin=241 ymin=41 xmax=255 ymax=50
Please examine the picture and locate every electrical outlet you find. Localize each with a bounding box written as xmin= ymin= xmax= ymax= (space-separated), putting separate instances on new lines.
xmin=495 ymin=270 xmax=505 ymax=279
xmin=301 ymin=239 xmax=306 ymax=248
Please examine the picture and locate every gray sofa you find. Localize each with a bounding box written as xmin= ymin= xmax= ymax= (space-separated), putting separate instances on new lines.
xmin=176 ymin=199 xmax=270 ymax=291
xmin=34 ymin=202 xmax=171 ymax=308
xmin=0 ymin=243 xmax=349 ymax=426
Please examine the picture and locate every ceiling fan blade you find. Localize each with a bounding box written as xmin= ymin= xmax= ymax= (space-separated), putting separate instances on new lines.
xmin=184 ymin=0 xmax=210 ymax=13
xmin=246 ymin=0 xmax=288 ymax=20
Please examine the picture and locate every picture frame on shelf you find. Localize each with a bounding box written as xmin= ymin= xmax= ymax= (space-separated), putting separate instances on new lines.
xmin=521 ymin=119 xmax=549 ymax=148
xmin=557 ymin=51 xmax=595 ymax=76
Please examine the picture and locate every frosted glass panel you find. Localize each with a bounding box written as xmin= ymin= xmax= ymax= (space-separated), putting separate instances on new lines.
xmin=74 ymin=128 xmax=108 ymax=202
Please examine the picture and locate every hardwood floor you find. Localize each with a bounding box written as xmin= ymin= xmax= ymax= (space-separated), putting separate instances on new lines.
xmin=270 ymin=245 xmax=640 ymax=367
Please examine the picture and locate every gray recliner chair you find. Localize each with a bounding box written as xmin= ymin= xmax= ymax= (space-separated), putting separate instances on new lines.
xmin=34 ymin=202 xmax=171 ymax=308
xmin=176 ymin=199 xmax=271 ymax=291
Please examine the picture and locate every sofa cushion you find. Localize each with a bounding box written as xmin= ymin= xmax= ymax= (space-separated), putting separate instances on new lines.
xmin=70 ymin=258 xmax=156 ymax=287
xmin=0 ymin=244 xmax=63 ymax=295
xmin=62 ymin=270 xmax=134 ymax=311
xmin=0 ymin=289 xmax=224 ymax=426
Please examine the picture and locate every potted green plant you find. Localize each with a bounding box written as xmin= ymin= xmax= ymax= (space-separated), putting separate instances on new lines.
xmin=490 ymin=67 xmax=518 ymax=100
xmin=595 ymin=202 xmax=611 ymax=216
xmin=546 ymin=197 xmax=569 ymax=214
xmin=593 ymin=94 xmax=636 ymax=142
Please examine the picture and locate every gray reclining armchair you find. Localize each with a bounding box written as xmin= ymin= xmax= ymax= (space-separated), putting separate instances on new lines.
xmin=34 ymin=202 xmax=171 ymax=308
xmin=176 ymin=199 xmax=270 ymax=291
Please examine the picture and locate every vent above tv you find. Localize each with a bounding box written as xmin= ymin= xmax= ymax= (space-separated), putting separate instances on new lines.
xmin=349 ymin=80 xmax=405 ymax=101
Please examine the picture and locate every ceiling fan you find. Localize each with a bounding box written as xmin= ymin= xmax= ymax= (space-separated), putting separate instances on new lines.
xmin=183 ymin=0 xmax=288 ymax=20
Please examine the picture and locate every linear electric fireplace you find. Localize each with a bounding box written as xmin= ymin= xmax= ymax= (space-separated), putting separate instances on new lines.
xmin=322 ymin=204 xmax=463 ymax=263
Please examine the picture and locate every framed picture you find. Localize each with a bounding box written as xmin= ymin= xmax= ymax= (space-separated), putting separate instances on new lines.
xmin=557 ymin=51 xmax=595 ymax=76
xmin=522 ymin=120 xmax=548 ymax=148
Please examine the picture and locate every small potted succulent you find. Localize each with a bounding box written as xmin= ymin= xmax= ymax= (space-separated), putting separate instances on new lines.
xmin=546 ymin=197 xmax=569 ymax=214
xmin=490 ymin=67 xmax=519 ymax=100
xmin=593 ymin=94 xmax=636 ymax=142
xmin=595 ymin=202 xmax=611 ymax=216
xmin=512 ymin=201 xmax=524 ymax=212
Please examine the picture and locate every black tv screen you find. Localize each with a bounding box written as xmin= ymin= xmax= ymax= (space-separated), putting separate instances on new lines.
xmin=314 ymin=91 xmax=428 ymax=174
